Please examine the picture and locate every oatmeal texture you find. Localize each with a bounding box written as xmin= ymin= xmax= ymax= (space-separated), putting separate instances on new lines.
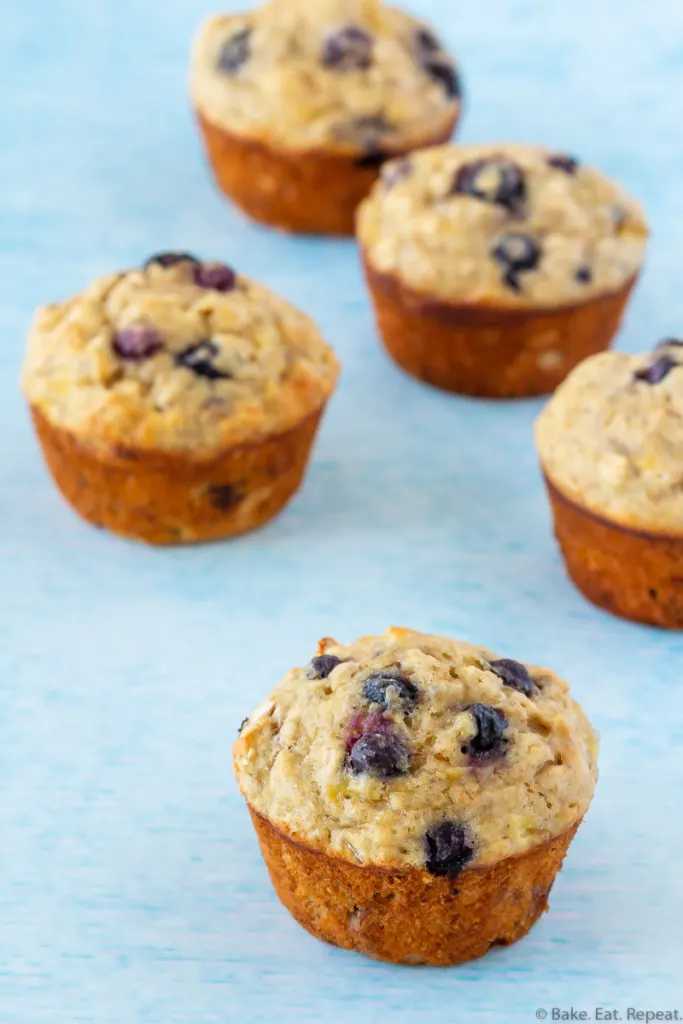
xmin=357 ymin=142 xmax=648 ymax=306
xmin=190 ymin=0 xmax=460 ymax=151
xmin=234 ymin=628 xmax=598 ymax=870
xmin=21 ymin=255 xmax=339 ymax=455
xmin=536 ymin=340 xmax=683 ymax=532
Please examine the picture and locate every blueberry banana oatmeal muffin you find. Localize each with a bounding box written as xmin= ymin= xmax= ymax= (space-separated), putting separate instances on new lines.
xmin=537 ymin=340 xmax=683 ymax=627
xmin=234 ymin=627 xmax=598 ymax=965
xmin=357 ymin=142 xmax=648 ymax=397
xmin=190 ymin=0 xmax=461 ymax=235
xmin=22 ymin=253 xmax=339 ymax=544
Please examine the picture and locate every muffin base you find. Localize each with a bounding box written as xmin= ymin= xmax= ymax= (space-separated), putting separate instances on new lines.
xmin=197 ymin=112 xmax=458 ymax=236
xmin=31 ymin=405 xmax=325 ymax=545
xmin=363 ymin=258 xmax=637 ymax=397
xmin=544 ymin=472 xmax=683 ymax=628
xmin=250 ymin=808 xmax=580 ymax=966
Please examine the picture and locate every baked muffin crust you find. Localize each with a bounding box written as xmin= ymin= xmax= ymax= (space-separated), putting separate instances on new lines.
xmin=234 ymin=628 xmax=597 ymax=872
xmin=357 ymin=143 xmax=647 ymax=306
xmin=190 ymin=0 xmax=460 ymax=153
xmin=536 ymin=340 xmax=683 ymax=532
xmin=22 ymin=254 xmax=339 ymax=455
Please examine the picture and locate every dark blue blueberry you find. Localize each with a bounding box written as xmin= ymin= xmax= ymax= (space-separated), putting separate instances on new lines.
xmin=208 ymin=484 xmax=243 ymax=511
xmin=489 ymin=658 xmax=535 ymax=698
xmin=347 ymin=114 xmax=393 ymax=151
xmin=176 ymin=340 xmax=231 ymax=380
xmin=348 ymin=730 xmax=410 ymax=778
xmin=492 ymin=232 xmax=541 ymax=292
xmin=415 ymin=29 xmax=460 ymax=98
xmin=217 ymin=28 xmax=252 ymax=74
xmin=308 ymin=654 xmax=343 ymax=680
xmin=362 ymin=671 xmax=419 ymax=709
xmin=635 ymin=354 xmax=678 ymax=385
xmin=424 ymin=821 xmax=475 ymax=878
xmin=194 ymin=263 xmax=237 ymax=293
xmin=548 ymin=153 xmax=579 ymax=174
xmin=355 ymin=149 xmax=388 ymax=169
xmin=322 ymin=25 xmax=373 ymax=71
xmin=575 ymin=265 xmax=593 ymax=284
xmin=462 ymin=704 xmax=508 ymax=761
xmin=113 ymin=324 xmax=163 ymax=361
xmin=453 ymin=159 xmax=526 ymax=213
xmin=144 ymin=252 xmax=199 ymax=269
xmin=238 ymin=717 xmax=249 ymax=734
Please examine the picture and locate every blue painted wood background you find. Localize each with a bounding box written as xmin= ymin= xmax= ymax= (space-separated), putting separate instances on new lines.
xmin=1 ymin=2 xmax=682 ymax=1021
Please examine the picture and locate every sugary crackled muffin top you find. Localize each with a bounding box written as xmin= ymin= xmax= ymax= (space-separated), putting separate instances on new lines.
xmin=22 ymin=253 xmax=339 ymax=455
xmin=190 ymin=0 xmax=460 ymax=152
xmin=537 ymin=340 xmax=683 ymax=532
xmin=234 ymin=628 xmax=598 ymax=874
xmin=357 ymin=142 xmax=648 ymax=306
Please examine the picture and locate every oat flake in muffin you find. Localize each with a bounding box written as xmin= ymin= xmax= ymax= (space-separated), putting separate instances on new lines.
xmin=234 ymin=627 xmax=598 ymax=870
xmin=357 ymin=142 xmax=648 ymax=306
xmin=536 ymin=340 xmax=683 ymax=532
xmin=22 ymin=253 xmax=339 ymax=455
xmin=190 ymin=0 xmax=461 ymax=153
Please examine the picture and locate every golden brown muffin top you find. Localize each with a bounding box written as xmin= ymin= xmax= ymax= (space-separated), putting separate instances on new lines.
xmin=21 ymin=253 xmax=339 ymax=455
xmin=190 ymin=0 xmax=460 ymax=152
xmin=536 ymin=341 xmax=683 ymax=532
xmin=357 ymin=142 xmax=648 ymax=307
xmin=234 ymin=628 xmax=598 ymax=873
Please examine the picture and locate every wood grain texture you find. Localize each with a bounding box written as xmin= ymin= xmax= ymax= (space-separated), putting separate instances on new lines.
xmin=1 ymin=0 xmax=682 ymax=1021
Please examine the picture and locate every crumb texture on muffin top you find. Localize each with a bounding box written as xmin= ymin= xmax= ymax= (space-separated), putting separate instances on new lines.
xmin=21 ymin=253 xmax=339 ymax=455
xmin=537 ymin=341 xmax=683 ymax=531
xmin=234 ymin=627 xmax=598 ymax=872
xmin=190 ymin=0 xmax=460 ymax=151
xmin=357 ymin=143 xmax=647 ymax=306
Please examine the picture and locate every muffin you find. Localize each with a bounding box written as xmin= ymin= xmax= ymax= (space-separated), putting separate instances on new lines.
xmin=190 ymin=0 xmax=461 ymax=235
xmin=234 ymin=627 xmax=598 ymax=966
xmin=536 ymin=340 xmax=683 ymax=627
xmin=22 ymin=253 xmax=339 ymax=545
xmin=357 ymin=143 xmax=648 ymax=397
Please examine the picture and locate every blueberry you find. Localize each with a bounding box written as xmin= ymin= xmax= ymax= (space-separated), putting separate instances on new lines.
xmin=322 ymin=26 xmax=373 ymax=71
xmin=238 ymin=717 xmax=249 ymax=734
xmin=635 ymin=354 xmax=678 ymax=385
xmin=113 ymin=324 xmax=163 ymax=361
xmin=453 ymin=159 xmax=526 ymax=214
xmin=362 ymin=671 xmax=419 ymax=709
xmin=345 ymin=114 xmax=393 ymax=154
xmin=489 ymin=658 xmax=535 ymax=698
xmin=208 ymin=484 xmax=243 ymax=511
xmin=307 ymin=654 xmax=343 ymax=680
xmin=548 ymin=153 xmax=579 ymax=174
xmin=382 ymin=158 xmax=412 ymax=190
xmin=575 ymin=265 xmax=592 ymax=284
xmin=462 ymin=704 xmax=508 ymax=761
xmin=348 ymin=730 xmax=410 ymax=778
xmin=492 ymin=232 xmax=541 ymax=292
xmin=655 ymin=337 xmax=683 ymax=351
xmin=424 ymin=821 xmax=475 ymax=878
xmin=193 ymin=263 xmax=237 ymax=293
xmin=415 ymin=27 xmax=442 ymax=52
xmin=176 ymin=340 xmax=231 ymax=380
xmin=414 ymin=28 xmax=461 ymax=99
xmin=217 ymin=27 xmax=252 ymax=75
xmin=144 ymin=252 xmax=199 ymax=269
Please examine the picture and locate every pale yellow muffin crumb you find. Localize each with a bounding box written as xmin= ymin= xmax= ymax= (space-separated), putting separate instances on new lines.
xmin=234 ymin=627 xmax=598 ymax=871
xmin=21 ymin=254 xmax=339 ymax=455
xmin=357 ymin=142 xmax=648 ymax=306
xmin=190 ymin=0 xmax=460 ymax=152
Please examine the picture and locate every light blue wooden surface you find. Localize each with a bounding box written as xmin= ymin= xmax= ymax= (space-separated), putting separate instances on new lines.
xmin=1 ymin=1 xmax=682 ymax=1021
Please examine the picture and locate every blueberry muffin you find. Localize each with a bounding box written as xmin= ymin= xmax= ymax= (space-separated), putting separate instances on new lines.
xmin=537 ymin=340 xmax=683 ymax=627
xmin=234 ymin=627 xmax=598 ymax=965
xmin=22 ymin=253 xmax=339 ymax=544
xmin=357 ymin=143 xmax=648 ymax=397
xmin=190 ymin=0 xmax=461 ymax=235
